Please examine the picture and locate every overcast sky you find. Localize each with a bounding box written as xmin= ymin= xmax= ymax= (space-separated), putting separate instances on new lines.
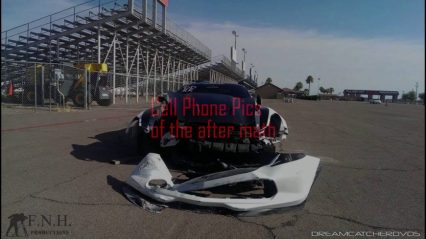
xmin=2 ymin=0 xmax=425 ymax=94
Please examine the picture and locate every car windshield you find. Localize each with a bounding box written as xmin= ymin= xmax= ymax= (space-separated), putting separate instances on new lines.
xmin=178 ymin=84 xmax=250 ymax=98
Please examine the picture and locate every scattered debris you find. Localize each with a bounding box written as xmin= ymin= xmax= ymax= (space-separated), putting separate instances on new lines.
xmin=122 ymin=185 xmax=167 ymax=213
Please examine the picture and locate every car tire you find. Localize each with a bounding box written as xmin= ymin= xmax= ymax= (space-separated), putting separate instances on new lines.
xmin=72 ymin=91 xmax=85 ymax=107
xmin=97 ymin=99 xmax=112 ymax=106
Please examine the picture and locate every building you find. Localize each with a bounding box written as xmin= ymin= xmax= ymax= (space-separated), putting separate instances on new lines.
xmin=255 ymin=83 xmax=283 ymax=99
xmin=280 ymin=88 xmax=305 ymax=98
xmin=343 ymin=90 xmax=399 ymax=102
xmin=318 ymin=94 xmax=339 ymax=100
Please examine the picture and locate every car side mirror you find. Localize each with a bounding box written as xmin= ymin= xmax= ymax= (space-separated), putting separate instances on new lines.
xmin=256 ymin=95 xmax=262 ymax=105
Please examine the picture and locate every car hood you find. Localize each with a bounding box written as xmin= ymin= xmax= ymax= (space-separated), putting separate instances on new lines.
xmin=168 ymin=92 xmax=256 ymax=126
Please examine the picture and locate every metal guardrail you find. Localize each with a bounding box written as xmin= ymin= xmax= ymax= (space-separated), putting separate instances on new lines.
xmin=197 ymin=55 xmax=245 ymax=79
xmin=130 ymin=1 xmax=211 ymax=59
xmin=218 ymin=55 xmax=244 ymax=77
xmin=166 ymin=20 xmax=211 ymax=59
xmin=1 ymin=0 xmax=119 ymax=42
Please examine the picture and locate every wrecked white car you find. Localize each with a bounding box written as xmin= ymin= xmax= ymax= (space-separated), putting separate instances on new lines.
xmin=125 ymin=83 xmax=318 ymax=212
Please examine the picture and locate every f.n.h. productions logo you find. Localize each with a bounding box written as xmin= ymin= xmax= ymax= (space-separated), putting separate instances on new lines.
xmin=5 ymin=213 xmax=71 ymax=237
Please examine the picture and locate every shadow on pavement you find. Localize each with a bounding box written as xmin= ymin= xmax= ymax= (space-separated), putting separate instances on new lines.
xmin=71 ymin=128 xmax=278 ymax=169
xmin=70 ymin=129 xmax=141 ymax=165
xmin=107 ymin=175 xmax=128 ymax=194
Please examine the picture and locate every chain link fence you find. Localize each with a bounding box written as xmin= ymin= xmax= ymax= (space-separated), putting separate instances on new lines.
xmin=111 ymin=70 xmax=190 ymax=104
xmin=1 ymin=61 xmax=196 ymax=110
xmin=1 ymin=61 xmax=87 ymax=111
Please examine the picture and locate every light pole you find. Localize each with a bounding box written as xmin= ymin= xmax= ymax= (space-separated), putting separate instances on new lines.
xmin=241 ymin=48 xmax=247 ymax=73
xmin=232 ymin=30 xmax=239 ymax=49
xmin=317 ymin=77 xmax=320 ymax=100
xmin=415 ymin=82 xmax=418 ymax=101
xmin=249 ymin=63 xmax=254 ymax=81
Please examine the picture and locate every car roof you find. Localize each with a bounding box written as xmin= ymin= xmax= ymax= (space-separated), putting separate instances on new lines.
xmin=188 ymin=83 xmax=244 ymax=87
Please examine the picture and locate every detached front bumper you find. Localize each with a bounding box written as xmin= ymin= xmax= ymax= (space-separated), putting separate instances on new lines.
xmin=127 ymin=153 xmax=320 ymax=211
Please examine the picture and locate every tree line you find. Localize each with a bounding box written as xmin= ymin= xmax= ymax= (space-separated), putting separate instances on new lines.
xmin=264 ymin=76 xmax=424 ymax=102
xmin=402 ymin=91 xmax=424 ymax=102
xmin=292 ymin=75 xmax=333 ymax=95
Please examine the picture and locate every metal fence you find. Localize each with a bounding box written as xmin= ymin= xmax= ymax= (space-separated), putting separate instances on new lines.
xmin=1 ymin=60 xmax=199 ymax=110
xmin=111 ymin=65 xmax=197 ymax=104
xmin=1 ymin=61 xmax=85 ymax=111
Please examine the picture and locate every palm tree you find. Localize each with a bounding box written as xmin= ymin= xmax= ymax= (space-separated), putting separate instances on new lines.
xmin=402 ymin=90 xmax=416 ymax=102
xmin=329 ymin=87 xmax=334 ymax=95
xmin=293 ymin=82 xmax=303 ymax=91
xmin=265 ymin=77 xmax=272 ymax=84
xmin=305 ymin=75 xmax=314 ymax=95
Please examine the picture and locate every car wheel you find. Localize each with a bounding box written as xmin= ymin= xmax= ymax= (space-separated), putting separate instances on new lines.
xmin=97 ymin=99 xmax=112 ymax=106
xmin=72 ymin=91 xmax=85 ymax=107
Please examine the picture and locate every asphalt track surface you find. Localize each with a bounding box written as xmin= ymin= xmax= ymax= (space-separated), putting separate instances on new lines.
xmin=1 ymin=100 xmax=425 ymax=238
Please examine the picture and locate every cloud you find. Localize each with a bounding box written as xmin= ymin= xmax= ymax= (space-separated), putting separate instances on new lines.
xmin=2 ymin=1 xmax=423 ymax=95
xmin=186 ymin=22 xmax=425 ymax=94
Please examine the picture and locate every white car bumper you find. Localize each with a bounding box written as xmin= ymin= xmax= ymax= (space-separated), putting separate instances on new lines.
xmin=127 ymin=153 xmax=320 ymax=211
